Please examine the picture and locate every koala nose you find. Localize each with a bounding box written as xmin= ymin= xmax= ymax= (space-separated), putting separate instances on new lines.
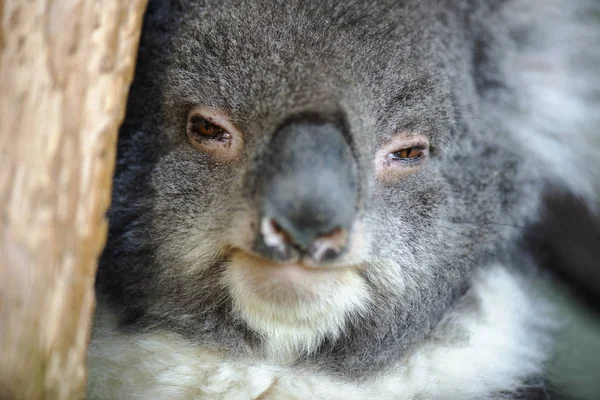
xmin=253 ymin=115 xmax=359 ymax=263
xmin=260 ymin=216 xmax=348 ymax=263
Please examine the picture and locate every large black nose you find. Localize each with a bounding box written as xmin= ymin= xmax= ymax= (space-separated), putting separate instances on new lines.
xmin=253 ymin=116 xmax=358 ymax=263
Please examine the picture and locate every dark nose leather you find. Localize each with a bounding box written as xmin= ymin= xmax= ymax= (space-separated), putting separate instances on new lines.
xmin=254 ymin=116 xmax=358 ymax=263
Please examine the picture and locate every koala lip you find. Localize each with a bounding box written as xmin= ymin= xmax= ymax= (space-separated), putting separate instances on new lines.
xmin=229 ymin=256 xmax=352 ymax=294
xmin=230 ymin=248 xmax=356 ymax=276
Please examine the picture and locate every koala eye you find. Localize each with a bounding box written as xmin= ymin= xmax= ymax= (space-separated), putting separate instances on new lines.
xmin=376 ymin=134 xmax=429 ymax=183
xmin=189 ymin=117 xmax=230 ymax=142
xmin=390 ymin=146 xmax=425 ymax=163
xmin=186 ymin=108 xmax=243 ymax=162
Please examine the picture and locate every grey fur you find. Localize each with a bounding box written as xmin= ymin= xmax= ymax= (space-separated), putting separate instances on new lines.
xmin=95 ymin=0 xmax=600 ymax=397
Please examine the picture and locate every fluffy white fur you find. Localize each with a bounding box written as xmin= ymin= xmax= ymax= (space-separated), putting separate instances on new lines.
xmin=223 ymin=253 xmax=371 ymax=362
xmin=88 ymin=264 xmax=553 ymax=399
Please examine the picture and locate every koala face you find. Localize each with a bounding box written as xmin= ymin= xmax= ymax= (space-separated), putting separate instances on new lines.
xmin=100 ymin=0 xmax=535 ymax=376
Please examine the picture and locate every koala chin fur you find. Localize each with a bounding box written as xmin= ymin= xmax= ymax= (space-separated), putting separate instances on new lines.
xmin=89 ymin=0 xmax=600 ymax=399
xmin=89 ymin=266 xmax=553 ymax=399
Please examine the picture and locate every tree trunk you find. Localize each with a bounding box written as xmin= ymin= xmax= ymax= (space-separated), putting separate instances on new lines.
xmin=0 ymin=1 xmax=147 ymax=399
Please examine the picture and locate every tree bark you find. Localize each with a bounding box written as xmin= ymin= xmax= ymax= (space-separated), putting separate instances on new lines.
xmin=0 ymin=1 xmax=147 ymax=399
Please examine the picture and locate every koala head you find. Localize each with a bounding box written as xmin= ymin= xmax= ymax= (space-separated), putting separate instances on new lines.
xmin=100 ymin=0 xmax=536 ymax=376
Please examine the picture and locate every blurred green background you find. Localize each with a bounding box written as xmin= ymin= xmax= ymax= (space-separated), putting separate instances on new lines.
xmin=542 ymin=280 xmax=600 ymax=399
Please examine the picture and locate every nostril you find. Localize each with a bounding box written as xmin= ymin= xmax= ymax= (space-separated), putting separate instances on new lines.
xmin=308 ymin=228 xmax=348 ymax=262
xmin=260 ymin=216 xmax=349 ymax=263
xmin=260 ymin=217 xmax=290 ymax=255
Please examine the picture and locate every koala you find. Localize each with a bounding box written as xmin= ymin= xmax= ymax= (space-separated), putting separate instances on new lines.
xmin=88 ymin=0 xmax=600 ymax=399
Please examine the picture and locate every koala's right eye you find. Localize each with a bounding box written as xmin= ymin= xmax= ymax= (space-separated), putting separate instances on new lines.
xmin=190 ymin=117 xmax=228 ymax=141
xmin=186 ymin=108 xmax=244 ymax=162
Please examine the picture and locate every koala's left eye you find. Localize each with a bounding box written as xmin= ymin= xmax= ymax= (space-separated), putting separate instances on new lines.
xmin=376 ymin=135 xmax=429 ymax=183
xmin=390 ymin=147 xmax=424 ymax=162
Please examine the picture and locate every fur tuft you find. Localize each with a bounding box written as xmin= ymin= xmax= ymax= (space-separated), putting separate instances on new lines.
xmin=89 ymin=265 xmax=554 ymax=399
xmin=499 ymin=0 xmax=600 ymax=205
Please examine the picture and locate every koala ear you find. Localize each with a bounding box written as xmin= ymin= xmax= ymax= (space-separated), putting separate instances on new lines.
xmin=500 ymin=0 xmax=600 ymax=315
xmin=498 ymin=0 xmax=600 ymax=208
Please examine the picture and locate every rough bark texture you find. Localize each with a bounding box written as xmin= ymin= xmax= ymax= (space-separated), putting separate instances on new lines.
xmin=0 ymin=1 xmax=147 ymax=399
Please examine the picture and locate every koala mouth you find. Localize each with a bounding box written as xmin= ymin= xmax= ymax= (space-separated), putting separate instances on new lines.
xmin=223 ymin=248 xmax=366 ymax=304
xmin=223 ymin=248 xmax=371 ymax=360
xmin=229 ymin=248 xmax=354 ymax=281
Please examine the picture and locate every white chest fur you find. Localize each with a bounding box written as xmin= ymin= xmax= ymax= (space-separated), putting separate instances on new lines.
xmin=88 ymin=265 xmax=553 ymax=400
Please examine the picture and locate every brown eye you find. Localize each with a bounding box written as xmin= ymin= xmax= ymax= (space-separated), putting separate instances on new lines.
xmin=189 ymin=116 xmax=230 ymax=143
xmin=375 ymin=134 xmax=429 ymax=183
xmin=391 ymin=146 xmax=424 ymax=162
xmin=186 ymin=108 xmax=244 ymax=163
